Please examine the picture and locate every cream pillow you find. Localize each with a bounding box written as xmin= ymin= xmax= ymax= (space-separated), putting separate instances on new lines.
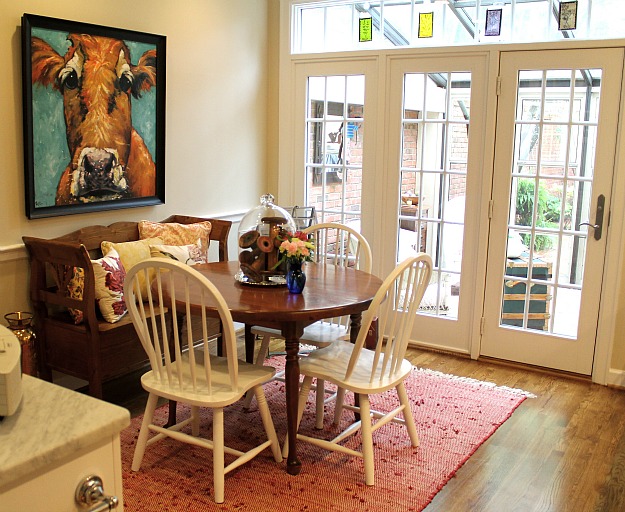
xmin=150 ymin=242 xmax=205 ymax=266
xmin=138 ymin=220 xmax=212 ymax=262
xmin=101 ymin=238 xmax=162 ymax=297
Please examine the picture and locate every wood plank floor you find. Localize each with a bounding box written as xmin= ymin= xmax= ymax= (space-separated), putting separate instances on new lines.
xmin=105 ymin=344 xmax=625 ymax=512
xmin=406 ymin=348 xmax=625 ymax=512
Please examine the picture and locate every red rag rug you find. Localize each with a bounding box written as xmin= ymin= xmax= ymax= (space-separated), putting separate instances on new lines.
xmin=120 ymin=359 xmax=531 ymax=511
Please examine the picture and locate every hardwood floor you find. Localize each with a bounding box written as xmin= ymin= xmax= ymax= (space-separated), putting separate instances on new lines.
xmin=407 ymin=348 xmax=625 ymax=512
xmin=104 ymin=344 xmax=625 ymax=512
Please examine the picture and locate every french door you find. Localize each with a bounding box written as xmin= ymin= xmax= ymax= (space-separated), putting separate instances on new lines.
xmin=481 ymin=48 xmax=624 ymax=374
xmin=282 ymin=47 xmax=623 ymax=376
xmin=287 ymin=54 xmax=492 ymax=355
xmin=284 ymin=59 xmax=380 ymax=262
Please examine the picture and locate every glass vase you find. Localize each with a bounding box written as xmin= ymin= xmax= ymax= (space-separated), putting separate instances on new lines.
xmin=286 ymin=260 xmax=306 ymax=294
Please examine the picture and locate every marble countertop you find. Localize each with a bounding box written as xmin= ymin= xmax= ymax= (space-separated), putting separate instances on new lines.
xmin=0 ymin=374 xmax=130 ymax=491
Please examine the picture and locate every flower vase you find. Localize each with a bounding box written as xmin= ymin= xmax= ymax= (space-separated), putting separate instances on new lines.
xmin=286 ymin=261 xmax=306 ymax=294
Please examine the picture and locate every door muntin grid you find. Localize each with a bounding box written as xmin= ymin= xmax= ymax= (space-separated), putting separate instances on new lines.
xmin=502 ymin=68 xmax=602 ymax=337
xmin=305 ymin=75 xmax=364 ymax=229
xmin=399 ymin=72 xmax=471 ymax=320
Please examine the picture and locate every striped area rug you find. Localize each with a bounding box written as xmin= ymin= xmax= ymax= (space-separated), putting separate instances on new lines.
xmin=120 ymin=359 xmax=531 ymax=511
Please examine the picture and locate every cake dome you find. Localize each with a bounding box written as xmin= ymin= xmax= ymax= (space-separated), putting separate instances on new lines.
xmin=236 ymin=194 xmax=296 ymax=284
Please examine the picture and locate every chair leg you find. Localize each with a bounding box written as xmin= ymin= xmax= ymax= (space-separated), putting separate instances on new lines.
xmin=166 ymin=400 xmax=177 ymax=427
xmin=213 ymin=408 xmax=225 ymax=504
xmin=359 ymin=394 xmax=375 ymax=486
xmin=333 ymin=387 xmax=346 ymax=424
xmin=282 ymin=375 xmax=314 ymax=458
xmin=191 ymin=405 xmax=200 ymax=437
xmin=254 ymin=386 xmax=283 ymax=463
xmin=242 ymin=334 xmax=273 ymax=409
xmin=397 ymin=381 xmax=419 ymax=447
xmin=315 ymin=379 xmax=325 ymax=429
xmin=132 ymin=392 xmax=159 ymax=471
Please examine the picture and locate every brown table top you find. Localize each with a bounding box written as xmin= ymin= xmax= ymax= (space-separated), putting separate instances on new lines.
xmin=192 ymin=261 xmax=382 ymax=328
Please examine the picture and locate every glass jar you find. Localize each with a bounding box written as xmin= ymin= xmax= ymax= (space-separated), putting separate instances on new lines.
xmin=236 ymin=194 xmax=296 ymax=284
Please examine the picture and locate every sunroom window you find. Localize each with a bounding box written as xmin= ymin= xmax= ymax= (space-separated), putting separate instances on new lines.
xmin=292 ymin=0 xmax=625 ymax=54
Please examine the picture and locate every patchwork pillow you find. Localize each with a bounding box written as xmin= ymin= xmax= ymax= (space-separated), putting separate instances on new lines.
xmin=101 ymin=238 xmax=162 ymax=297
xmin=65 ymin=248 xmax=127 ymax=324
xmin=138 ymin=220 xmax=212 ymax=262
xmin=150 ymin=242 xmax=205 ymax=266
xmin=92 ymin=248 xmax=127 ymax=323
xmin=67 ymin=266 xmax=85 ymax=324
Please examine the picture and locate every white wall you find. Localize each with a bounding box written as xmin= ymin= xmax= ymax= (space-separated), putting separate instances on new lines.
xmin=0 ymin=0 xmax=279 ymax=318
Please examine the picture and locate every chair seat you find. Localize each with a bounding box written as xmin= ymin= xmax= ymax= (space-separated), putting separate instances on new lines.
xmin=300 ymin=340 xmax=413 ymax=394
xmin=141 ymin=354 xmax=276 ymax=407
xmin=251 ymin=321 xmax=348 ymax=347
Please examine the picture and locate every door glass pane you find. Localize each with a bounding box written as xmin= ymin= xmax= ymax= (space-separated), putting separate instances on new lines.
xmin=305 ymin=75 xmax=365 ymax=231
xmin=502 ymin=67 xmax=602 ymax=337
xmin=398 ymin=72 xmax=471 ymax=320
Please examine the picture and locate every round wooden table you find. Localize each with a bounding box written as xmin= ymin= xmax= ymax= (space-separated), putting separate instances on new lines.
xmin=194 ymin=261 xmax=382 ymax=475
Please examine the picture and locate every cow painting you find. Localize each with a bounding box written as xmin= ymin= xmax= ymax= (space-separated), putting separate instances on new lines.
xmin=30 ymin=33 xmax=157 ymax=205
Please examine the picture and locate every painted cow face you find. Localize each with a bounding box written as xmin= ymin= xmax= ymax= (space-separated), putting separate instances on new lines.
xmin=31 ymin=34 xmax=156 ymax=203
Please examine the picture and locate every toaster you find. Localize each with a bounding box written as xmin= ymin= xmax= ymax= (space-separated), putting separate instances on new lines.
xmin=0 ymin=328 xmax=22 ymax=417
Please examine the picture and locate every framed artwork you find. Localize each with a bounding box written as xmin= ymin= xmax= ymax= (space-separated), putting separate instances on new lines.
xmin=559 ymin=1 xmax=578 ymax=31
xmin=21 ymin=14 xmax=166 ymax=219
xmin=485 ymin=8 xmax=503 ymax=37
xmin=359 ymin=16 xmax=372 ymax=42
xmin=418 ymin=12 xmax=434 ymax=38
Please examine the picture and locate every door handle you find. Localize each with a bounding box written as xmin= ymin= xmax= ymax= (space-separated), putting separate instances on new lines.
xmin=580 ymin=194 xmax=605 ymax=241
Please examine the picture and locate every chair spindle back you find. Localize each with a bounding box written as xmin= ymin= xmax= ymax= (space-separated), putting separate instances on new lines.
xmin=125 ymin=258 xmax=239 ymax=395
xmin=346 ymin=254 xmax=432 ymax=384
xmin=303 ymin=222 xmax=373 ymax=330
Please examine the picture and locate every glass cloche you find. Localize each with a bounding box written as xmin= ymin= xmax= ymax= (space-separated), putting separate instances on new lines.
xmin=236 ymin=194 xmax=296 ymax=284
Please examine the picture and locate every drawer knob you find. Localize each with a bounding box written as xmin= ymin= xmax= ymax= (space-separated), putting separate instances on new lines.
xmin=75 ymin=475 xmax=119 ymax=512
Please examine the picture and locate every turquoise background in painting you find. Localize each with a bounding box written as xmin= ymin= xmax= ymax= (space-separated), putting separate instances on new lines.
xmin=31 ymin=27 xmax=157 ymax=207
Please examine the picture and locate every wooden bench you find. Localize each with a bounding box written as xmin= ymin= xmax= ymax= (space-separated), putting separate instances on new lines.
xmin=22 ymin=215 xmax=232 ymax=398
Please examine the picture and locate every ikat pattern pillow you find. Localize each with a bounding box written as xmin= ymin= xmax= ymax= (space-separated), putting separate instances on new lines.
xmin=138 ymin=221 xmax=212 ymax=262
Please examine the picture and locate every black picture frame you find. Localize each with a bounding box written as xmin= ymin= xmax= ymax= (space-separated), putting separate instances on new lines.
xmin=485 ymin=8 xmax=503 ymax=37
xmin=558 ymin=1 xmax=578 ymax=31
xmin=21 ymin=13 xmax=166 ymax=219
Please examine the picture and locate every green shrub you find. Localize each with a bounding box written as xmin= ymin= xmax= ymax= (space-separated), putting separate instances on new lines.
xmin=515 ymin=178 xmax=570 ymax=251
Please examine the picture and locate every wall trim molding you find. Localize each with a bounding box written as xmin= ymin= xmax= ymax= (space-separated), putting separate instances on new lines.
xmin=0 ymin=211 xmax=247 ymax=263
xmin=0 ymin=244 xmax=28 ymax=262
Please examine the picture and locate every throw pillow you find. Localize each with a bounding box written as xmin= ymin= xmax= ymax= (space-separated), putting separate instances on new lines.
xmin=92 ymin=248 xmax=127 ymax=323
xmin=65 ymin=248 xmax=128 ymax=324
xmin=67 ymin=266 xmax=85 ymax=324
xmin=138 ymin=220 xmax=212 ymax=262
xmin=101 ymin=238 xmax=162 ymax=297
xmin=150 ymin=242 xmax=205 ymax=266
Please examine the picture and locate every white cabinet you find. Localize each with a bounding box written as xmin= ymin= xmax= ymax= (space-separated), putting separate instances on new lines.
xmin=0 ymin=375 xmax=130 ymax=511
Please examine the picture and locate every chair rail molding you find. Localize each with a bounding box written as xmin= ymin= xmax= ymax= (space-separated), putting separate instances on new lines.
xmin=0 ymin=244 xmax=28 ymax=262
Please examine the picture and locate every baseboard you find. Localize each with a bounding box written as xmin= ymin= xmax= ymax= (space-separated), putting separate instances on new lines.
xmin=606 ymin=368 xmax=625 ymax=389
xmin=51 ymin=371 xmax=87 ymax=391
xmin=407 ymin=339 xmax=470 ymax=356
